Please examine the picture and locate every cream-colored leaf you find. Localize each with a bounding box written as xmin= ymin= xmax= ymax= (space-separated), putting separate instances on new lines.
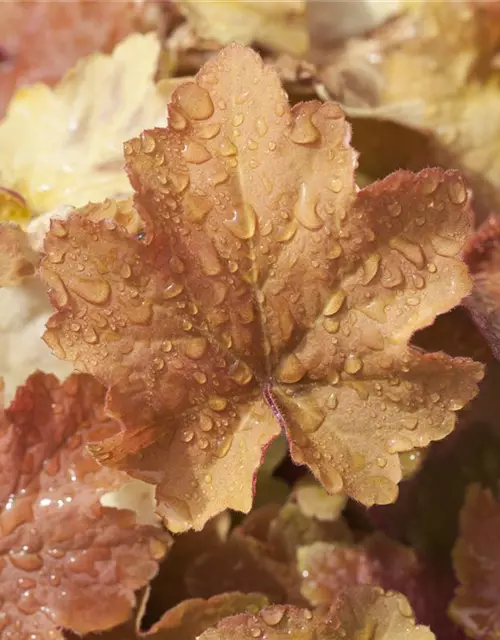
xmin=177 ymin=0 xmax=308 ymax=56
xmin=0 ymin=33 xmax=173 ymax=216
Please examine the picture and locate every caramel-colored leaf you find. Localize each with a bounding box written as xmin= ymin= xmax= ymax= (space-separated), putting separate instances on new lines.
xmin=450 ymin=484 xmax=500 ymax=639
xmin=0 ymin=222 xmax=37 ymax=286
xmin=0 ymin=372 xmax=170 ymax=637
xmin=42 ymin=44 xmax=483 ymax=532
xmin=185 ymin=488 xmax=350 ymax=606
xmin=199 ymin=587 xmax=434 ymax=640
xmin=0 ymin=33 xmax=171 ymax=216
xmin=148 ymin=592 xmax=269 ymax=640
xmin=463 ymin=216 xmax=500 ymax=360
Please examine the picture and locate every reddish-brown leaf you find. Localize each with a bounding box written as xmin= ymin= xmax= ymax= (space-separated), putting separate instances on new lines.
xmin=298 ymin=533 xmax=419 ymax=608
xmin=450 ymin=484 xmax=500 ymax=639
xmin=463 ymin=215 xmax=500 ymax=360
xmin=0 ymin=372 xmax=170 ymax=637
xmin=41 ymin=44 xmax=483 ymax=532
xmin=0 ymin=0 xmax=158 ymax=117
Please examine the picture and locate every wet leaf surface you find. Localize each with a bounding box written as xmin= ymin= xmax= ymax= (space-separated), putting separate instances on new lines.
xmin=41 ymin=44 xmax=483 ymax=532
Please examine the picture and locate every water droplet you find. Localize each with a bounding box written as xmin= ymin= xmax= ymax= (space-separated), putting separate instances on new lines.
xmin=388 ymin=201 xmax=402 ymax=217
xmin=176 ymin=83 xmax=214 ymax=120
xmin=223 ymin=203 xmax=257 ymax=239
xmin=169 ymin=171 xmax=190 ymax=194
xmin=323 ymin=318 xmax=340 ymax=333
xmin=199 ymin=414 xmax=213 ymax=431
xmin=293 ymin=183 xmax=323 ymax=230
xmin=169 ymin=108 xmax=187 ymax=131
xmin=153 ymin=357 xmax=165 ymax=371
xmin=427 ymin=262 xmax=437 ymax=273
xmin=256 ymin=117 xmax=268 ymax=137
xmin=328 ymin=241 xmax=342 ymax=259
xmin=447 ymin=176 xmax=467 ymax=205
xmin=326 ymin=392 xmax=338 ymax=409
xmin=183 ymin=140 xmax=211 ymax=164
xmin=420 ymin=172 xmax=440 ymax=194
xmin=277 ymin=353 xmax=306 ymax=383
xmin=376 ymin=456 xmax=387 ymax=468
xmin=194 ymin=371 xmax=207 ymax=384
xmin=261 ymin=606 xmax=285 ymax=626
xmin=120 ymin=263 xmax=132 ymax=279
xmin=48 ymin=248 xmax=66 ymax=264
xmin=208 ymin=396 xmax=228 ymax=412
xmin=362 ymin=253 xmax=381 ymax=284
xmin=9 ymin=551 xmax=43 ymax=571
xmin=164 ymin=282 xmax=184 ymax=299
xmin=251 ymin=625 xmax=263 ymax=637
xmin=169 ymin=256 xmax=185 ymax=274
xmin=211 ymin=166 xmax=229 ymax=186
xmin=181 ymin=430 xmax=194 ymax=443
xmin=344 ymin=355 xmax=363 ymax=374
xmin=232 ymin=113 xmax=244 ymax=126
xmin=277 ymin=219 xmax=298 ymax=242
xmin=43 ymin=271 xmax=69 ymax=306
xmin=219 ymin=138 xmax=237 ymax=157
xmin=141 ymin=133 xmax=156 ymax=153
xmin=330 ymin=178 xmax=343 ymax=193
xmin=275 ymin=103 xmax=285 ymax=117
xmin=324 ymin=289 xmax=346 ymax=316
xmin=68 ymin=277 xmax=111 ymax=304
xmin=228 ymin=260 xmax=239 ymax=273
xmin=182 ymin=319 xmax=193 ymax=331
xmin=381 ymin=263 xmax=404 ymax=288
xmin=50 ymin=219 xmax=68 ymax=238
xmin=82 ymin=325 xmax=98 ymax=344
xmin=430 ymin=234 xmax=463 ymax=257
xmin=389 ymin=236 xmax=425 ymax=268
xmin=197 ymin=122 xmax=221 ymax=140
xmin=184 ymin=193 xmax=212 ymax=224
xmin=182 ymin=337 xmax=208 ymax=359
xmin=289 ymin=113 xmax=320 ymax=144
xmin=216 ymin=434 xmax=233 ymax=458
xmin=17 ymin=589 xmax=41 ymax=615
xmin=228 ymin=360 xmax=254 ymax=385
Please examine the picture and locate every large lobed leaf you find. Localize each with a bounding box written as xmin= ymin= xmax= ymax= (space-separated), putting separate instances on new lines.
xmin=0 ymin=372 xmax=170 ymax=638
xmin=41 ymin=44 xmax=483 ymax=532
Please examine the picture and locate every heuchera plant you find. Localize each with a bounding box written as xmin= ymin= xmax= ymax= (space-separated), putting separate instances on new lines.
xmin=0 ymin=37 xmax=495 ymax=640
